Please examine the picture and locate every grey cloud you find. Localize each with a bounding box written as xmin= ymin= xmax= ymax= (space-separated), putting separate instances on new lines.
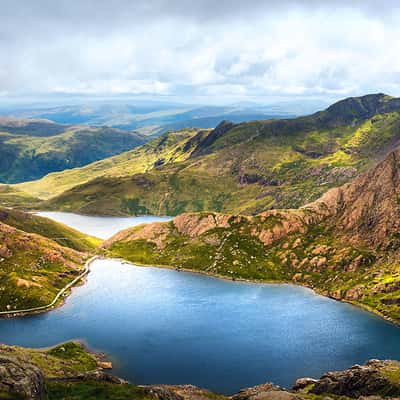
xmin=0 ymin=0 xmax=400 ymax=99
xmin=1 ymin=0 xmax=399 ymax=30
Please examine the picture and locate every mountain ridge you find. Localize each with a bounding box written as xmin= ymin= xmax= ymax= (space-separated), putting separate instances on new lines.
xmin=20 ymin=92 xmax=400 ymax=217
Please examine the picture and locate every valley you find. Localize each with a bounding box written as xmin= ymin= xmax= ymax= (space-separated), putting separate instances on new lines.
xmin=1 ymin=94 xmax=400 ymax=399
xmin=0 ymin=117 xmax=145 ymax=183
xmin=10 ymin=93 xmax=400 ymax=217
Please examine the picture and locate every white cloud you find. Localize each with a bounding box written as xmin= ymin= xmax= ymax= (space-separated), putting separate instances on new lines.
xmin=1 ymin=1 xmax=400 ymax=100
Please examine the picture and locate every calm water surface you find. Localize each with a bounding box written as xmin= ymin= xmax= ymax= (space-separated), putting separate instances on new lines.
xmin=36 ymin=211 xmax=172 ymax=239
xmin=1 ymin=213 xmax=399 ymax=394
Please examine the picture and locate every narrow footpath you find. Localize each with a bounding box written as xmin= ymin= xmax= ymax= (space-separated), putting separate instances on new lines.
xmin=0 ymin=256 xmax=99 ymax=317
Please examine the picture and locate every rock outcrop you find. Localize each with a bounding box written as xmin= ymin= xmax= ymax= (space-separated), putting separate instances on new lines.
xmin=173 ymin=213 xmax=232 ymax=237
xmin=0 ymin=354 xmax=45 ymax=400
xmin=232 ymin=383 xmax=300 ymax=400
xmin=308 ymin=360 xmax=400 ymax=398
xmin=142 ymin=384 xmax=222 ymax=400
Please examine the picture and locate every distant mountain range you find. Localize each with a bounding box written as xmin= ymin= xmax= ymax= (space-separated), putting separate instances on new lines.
xmin=0 ymin=117 xmax=145 ymax=183
xmin=0 ymin=98 xmax=328 ymax=136
xmin=15 ymin=93 xmax=400 ymax=217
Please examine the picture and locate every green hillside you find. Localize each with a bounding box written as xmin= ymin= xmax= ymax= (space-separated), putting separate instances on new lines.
xmin=0 ymin=208 xmax=99 ymax=311
xmin=0 ymin=220 xmax=87 ymax=311
xmin=0 ymin=185 xmax=41 ymax=207
xmin=25 ymin=93 xmax=400 ymax=216
xmin=0 ymin=207 xmax=100 ymax=252
xmin=0 ymin=117 xmax=146 ymax=183
xmin=17 ymin=128 xmax=201 ymax=199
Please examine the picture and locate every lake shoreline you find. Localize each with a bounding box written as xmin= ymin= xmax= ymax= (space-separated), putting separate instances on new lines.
xmin=113 ymin=257 xmax=400 ymax=327
xmin=2 ymin=255 xmax=399 ymax=393
xmin=1 ymin=252 xmax=397 ymax=327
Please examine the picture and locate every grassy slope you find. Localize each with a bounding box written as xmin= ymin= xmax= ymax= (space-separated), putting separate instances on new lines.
xmin=0 ymin=185 xmax=41 ymax=208
xmin=0 ymin=342 xmax=98 ymax=378
xmin=0 ymin=207 xmax=100 ymax=252
xmin=23 ymin=94 xmax=400 ymax=216
xmin=16 ymin=128 xmax=203 ymax=199
xmin=0 ymin=220 xmax=87 ymax=311
xmin=0 ymin=208 xmax=100 ymax=311
xmin=0 ymin=119 xmax=146 ymax=184
xmin=0 ymin=341 xmax=156 ymax=400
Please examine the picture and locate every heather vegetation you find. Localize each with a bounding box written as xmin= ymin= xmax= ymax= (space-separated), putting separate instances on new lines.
xmin=0 ymin=209 xmax=94 ymax=311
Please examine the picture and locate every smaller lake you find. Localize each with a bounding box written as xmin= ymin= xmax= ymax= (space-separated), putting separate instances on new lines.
xmin=36 ymin=211 xmax=172 ymax=239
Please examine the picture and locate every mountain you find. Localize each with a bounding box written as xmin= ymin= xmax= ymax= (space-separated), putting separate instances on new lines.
xmin=0 ymin=207 xmax=98 ymax=311
xmin=0 ymin=117 xmax=146 ymax=183
xmin=20 ymin=93 xmax=400 ymax=216
xmin=104 ymin=143 xmax=400 ymax=323
xmin=16 ymin=128 xmax=200 ymax=200
xmin=1 ymin=101 xmax=300 ymax=136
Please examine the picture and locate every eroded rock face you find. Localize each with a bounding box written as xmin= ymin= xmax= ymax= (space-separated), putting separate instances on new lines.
xmin=232 ymin=383 xmax=300 ymax=400
xmin=173 ymin=213 xmax=231 ymax=238
xmin=0 ymin=355 xmax=45 ymax=400
xmin=308 ymin=360 xmax=400 ymax=398
xmin=108 ymin=146 xmax=400 ymax=253
xmin=251 ymin=211 xmax=308 ymax=247
xmin=307 ymin=148 xmax=400 ymax=248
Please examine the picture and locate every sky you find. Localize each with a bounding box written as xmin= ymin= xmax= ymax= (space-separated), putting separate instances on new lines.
xmin=1 ymin=0 xmax=400 ymax=104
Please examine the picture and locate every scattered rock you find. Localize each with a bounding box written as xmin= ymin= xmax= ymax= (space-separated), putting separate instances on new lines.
xmin=231 ymin=383 xmax=282 ymax=400
xmin=312 ymin=245 xmax=330 ymax=255
xmin=292 ymin=238 xmax=302 ymax=249
xmin=345 ymin=285 xmax=366 ymax=301
xmin=292 ymin=377 xmax=318 ymax=390
xmin=97 ymin=361 xmax=113 ymax=369
xmin=142 ymin=384 xmax=218 ymax=400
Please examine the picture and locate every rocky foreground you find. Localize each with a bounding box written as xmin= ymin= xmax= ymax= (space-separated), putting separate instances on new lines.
xmin=1 ymin=342 xmax=399 ymax=400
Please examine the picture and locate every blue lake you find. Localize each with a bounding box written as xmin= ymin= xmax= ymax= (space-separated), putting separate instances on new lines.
xmin=0 ymin=214 xmax=399 ymax=394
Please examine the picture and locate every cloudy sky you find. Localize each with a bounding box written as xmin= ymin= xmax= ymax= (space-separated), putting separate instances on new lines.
xmin=1 ymin=0 xmax=400 ymax=103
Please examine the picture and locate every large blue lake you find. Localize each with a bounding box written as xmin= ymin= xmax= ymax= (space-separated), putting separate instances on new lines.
xmin=0 ymin=213 xmax=399 ymax=394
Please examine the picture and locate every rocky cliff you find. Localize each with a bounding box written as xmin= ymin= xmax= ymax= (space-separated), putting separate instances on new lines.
xmin=307 ymin=146 xmax=400 ymax=248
